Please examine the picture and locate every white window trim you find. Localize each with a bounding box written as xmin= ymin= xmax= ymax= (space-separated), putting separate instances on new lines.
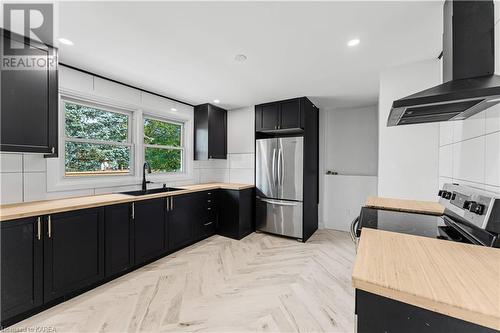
xmin=47 ymin=89 xmax=194 ymax=192
xmin=62 ymin=97 xmax=135 ymax=178
xmin=143 ymin=114 xmax=185 ymax=174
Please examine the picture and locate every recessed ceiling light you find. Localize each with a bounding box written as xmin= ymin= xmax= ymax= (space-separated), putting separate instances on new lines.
xmin=347 ymin=38 xmax=360 ymax=47
xmin=170 ymin=107 xmax=177 ymax=112
xmin=234 ymin=54 xmax=247 ymax=62
xmin=213 ymin=99 xmax=220 ymax=104
xmin=58 ymin=38 xmax=74 ymax=46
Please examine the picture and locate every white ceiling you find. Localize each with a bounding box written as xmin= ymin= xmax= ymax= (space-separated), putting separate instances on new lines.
xmin=56 ymin=1 xmax=443 ymax=110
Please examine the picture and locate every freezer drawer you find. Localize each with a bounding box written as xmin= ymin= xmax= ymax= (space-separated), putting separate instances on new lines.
xmin=256 ymin=197 xmax=302 ymax=239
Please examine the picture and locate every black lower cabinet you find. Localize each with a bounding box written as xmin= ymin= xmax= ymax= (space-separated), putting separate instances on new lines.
xmin=1 ymin=188 xmax=254 ymax=328
xmin=194 ymin=191 xmax=217 ymax=241
xmin=133 ymin=199 xmax=166 ymax=265
xmin=168 ymin=194 xmax=197 ymax=250
xmin=43 ymin=208 xmax=105 ymax=302
xmin=217 ymin=188 xmax=254 ymax=240
xmin=356 ymin=289 xmax=497 ymax=333
xmin=1 ymin=217 xmax=43 ymax=326
xmin=105 ymin=204 xmax=134 ymax=277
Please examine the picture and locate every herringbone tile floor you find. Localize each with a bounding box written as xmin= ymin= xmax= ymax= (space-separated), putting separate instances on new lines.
xmin=11 ymin=230 xmax=356 ymax=333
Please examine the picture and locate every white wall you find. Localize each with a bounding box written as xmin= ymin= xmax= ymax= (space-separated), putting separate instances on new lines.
xmin=378 ymin=59 xmax=441 ymax=201
xmin=320 ymin=106 xmax=379 ymax=230
xmin=439 ymin=105 xmax=500 ymax=194
xmin=188 ymin=106 xmax=255 ymax=185
xmin=0 ymin=66 xmax=196 ymax=204
xmin=324 ymin=105 xmax=378 ymax=176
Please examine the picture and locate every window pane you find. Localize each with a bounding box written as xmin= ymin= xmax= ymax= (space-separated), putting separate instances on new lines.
xmin=65 ymin=102 xmax=129 ymax=142
xmin=65 ymin=141 xmax=130 ymax=176
xmin=145 ymin=147 xmax=182 ymax=173
xmin=143 ymin=118 xmax=181 ymax=147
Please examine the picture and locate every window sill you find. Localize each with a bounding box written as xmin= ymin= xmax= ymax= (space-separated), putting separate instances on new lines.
xmin=47 ymin=161 xmax=194 ymax=193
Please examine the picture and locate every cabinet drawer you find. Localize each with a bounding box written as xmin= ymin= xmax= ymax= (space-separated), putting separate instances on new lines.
xmin=195 ymin=218 xmax=216 ymax=240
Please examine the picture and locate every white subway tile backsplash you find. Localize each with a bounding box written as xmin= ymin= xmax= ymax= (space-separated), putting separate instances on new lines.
xmin=438 ymin=145 xmax=453 ymax=178
xmin=439 ymin=177 xmax=452 ymax=189
xmin=452 ymin=136 xmax=485 ymax=184
xmin=196 ymin=159 xmax=229 ymax=169
xmin=453 ymin=111 xmax=485 ymax=142
xmin=229 ymin=153 xmax=254 ymax=169
xmin=439 ymin=121 xmax=454 ymax=146
xmin=0 ymin=153 xmax=22 ymax=173
xmin=192 ymin=168 xmax=201 ymax=183
xmin=199 ymin=168 xmax=229 ymax=183
xmin=23 ymin=172 xmax=47 ymax=202
xmin=439 ymin=104 xmax=500 ymax=191
xmin=0 ymin=173 xmax=23 ymax=204
xmin=24 ymin=172 xmax=94 ymax=202
xmin=485 ymin=132 xmax=500 ymax=187
xmin=485 ymin=104 xmax=500 ymax=134
xmin=229 ymin=168 xmax=254 ymax=184
xmin=23 ymin=154 xmax=47 ymax=172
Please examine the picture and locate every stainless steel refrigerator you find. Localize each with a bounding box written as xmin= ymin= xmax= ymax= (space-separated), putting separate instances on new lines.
xmin=255 ymin=137 xmax=303 ymax=239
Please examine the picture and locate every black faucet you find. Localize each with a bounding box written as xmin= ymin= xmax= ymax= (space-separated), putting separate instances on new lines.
xmin=142 ymin=162 xmax=151 ymax=191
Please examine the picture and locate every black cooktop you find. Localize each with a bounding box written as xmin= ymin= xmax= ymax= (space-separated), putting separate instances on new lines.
xmin=357 ymin=207 xmax=445 ymax=238
xmin=356 ymin=207 xmax=497 ymax=246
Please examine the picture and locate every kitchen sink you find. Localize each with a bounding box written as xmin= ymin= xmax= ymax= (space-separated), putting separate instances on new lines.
xmin=121 ymin=187 xmax=183 ymax=196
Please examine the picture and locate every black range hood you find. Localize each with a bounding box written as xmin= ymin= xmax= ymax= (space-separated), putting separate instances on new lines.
xmin=388 ymin=0 xmax=500 ymax=126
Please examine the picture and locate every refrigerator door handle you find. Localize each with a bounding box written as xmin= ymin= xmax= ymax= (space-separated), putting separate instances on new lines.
xmin=272 ymin=148 xmax=277 ymax=188
xmin=278 ymin=148 xmax=284 ymax=187
xmin=259 ymin=198 xmax=301 ymax=206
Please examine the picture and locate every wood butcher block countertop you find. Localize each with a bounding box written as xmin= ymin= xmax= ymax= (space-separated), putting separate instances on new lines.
xmin=0 ymin=183 xmax=254 ymax=221
xmin=352 ymin=228 xmax=500 ymax=330
xmin=365 ymin=196 xmax=445 ymax=215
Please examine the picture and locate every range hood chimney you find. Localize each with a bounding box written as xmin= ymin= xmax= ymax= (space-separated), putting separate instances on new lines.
xmin=388 ymin=0 xmax=500 ymax=126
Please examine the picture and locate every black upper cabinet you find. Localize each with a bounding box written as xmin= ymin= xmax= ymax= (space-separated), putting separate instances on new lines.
xmin=255 ymin=98 xmax=303 ymax=132
xmin=43 ymin=208 xmax=105 ymax=302
xmin=194 ymin=103 xmax=227 ymax=160
xmin=133 ymin=199 xmax=166 ymax=265
xmin=1 ymin=217 xmax=43 ymax=323
xmin=105 ymin=204 xmax=134 ymax=277
xmin=260 ymin=103 xmax=280 ymax=130
xmin=0 ymin=29 xmax=58 ymax=155
xmin=280 ymin=99 xmax=302 ymax=129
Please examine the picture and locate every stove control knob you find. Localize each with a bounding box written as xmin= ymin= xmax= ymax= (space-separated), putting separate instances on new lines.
xmin=438 ymin=190 xmax=444 ymax=197
xmin=464 ymin=200 xmax=474 ymax=210
xmin=474 ymin=204 xmax=485 ymax=215
xmin=444 ymin=191 xmax=452 ymax=199
xmin=468 ymin=202 xmax=479 ymax=213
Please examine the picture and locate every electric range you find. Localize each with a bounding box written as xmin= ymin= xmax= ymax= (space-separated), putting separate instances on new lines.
xmin=352 ymin=183 xmax=500 ymax=247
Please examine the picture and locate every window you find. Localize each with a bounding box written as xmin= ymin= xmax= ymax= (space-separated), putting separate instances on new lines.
xmin=143 ymin=117 xmax=183 ymax=173
xmin=64 ymin=101 xmax=132 ymax=176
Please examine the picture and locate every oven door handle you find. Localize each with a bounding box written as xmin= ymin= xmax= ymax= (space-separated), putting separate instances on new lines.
xmin=350 ymin=216 xmax=359 ymax=244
